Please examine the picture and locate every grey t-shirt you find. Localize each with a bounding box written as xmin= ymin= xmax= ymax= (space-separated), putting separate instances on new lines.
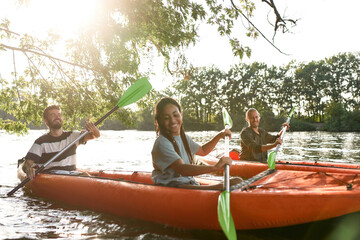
xmin=151 ymin=134 xmax=200 ymax=186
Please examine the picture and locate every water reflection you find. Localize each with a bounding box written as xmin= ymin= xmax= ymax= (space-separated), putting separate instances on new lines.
xmin=281 ymin=132 xmax=360 ymax=163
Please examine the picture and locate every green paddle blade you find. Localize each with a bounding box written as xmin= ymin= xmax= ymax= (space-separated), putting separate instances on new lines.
xmin=289 ymin=106 xmax=296 ymax=118
xmin=117 ymin=77 xmax=152 ymax=108
xmin=268 ymin=151 xmax=277 ymax=169
xmin=219 ymin=107 xmax=236 ymax=239
xmin=222 ymin=107 xmax=233 ymax=129
xmin=218 ymin=191 xmax=237 ymax=240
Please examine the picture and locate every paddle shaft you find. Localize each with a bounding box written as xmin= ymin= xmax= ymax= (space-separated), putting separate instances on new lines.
xmin=94 ymin=105 xmax=119 ymax=126
xmin=274 ymin=122 xmax=289 ymax=152
xmin=7 ymin=105 xmax=119 ymax=197
xmin=218 ymin=108 xmax=237 ymax=240
xmin=274 ymin=107 xmax=295 ymax=152
xmin=224 ymin=126 xmax=230 ymax=192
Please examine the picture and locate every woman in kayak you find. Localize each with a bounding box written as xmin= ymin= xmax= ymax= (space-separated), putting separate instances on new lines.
xmin=151 ymin=97 xmax=242 ymax=189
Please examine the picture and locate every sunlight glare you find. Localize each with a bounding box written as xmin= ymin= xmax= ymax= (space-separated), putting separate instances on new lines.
xmin=21 ymin=0 xmax=98 ymax=39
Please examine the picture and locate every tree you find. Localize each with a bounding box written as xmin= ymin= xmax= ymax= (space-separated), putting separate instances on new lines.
xmin=340 ymin=52 xmax=360 ymax=110
xmin=324 ymin=54 xmax=348 ymax=104
xmin=171 ymin=67 xmax=225 ymax=129
xmin=323 ymin=101 xmax=347 ymax=132
xmin=223 ymin=63 xmax=249 ymax=128
xmin=0 ymin=0 xmax=297 ymax=134
xmin=294 ymin=60 xmax=327 ymax=122
xmin=274 ymin=61 xmax=300 ymax=115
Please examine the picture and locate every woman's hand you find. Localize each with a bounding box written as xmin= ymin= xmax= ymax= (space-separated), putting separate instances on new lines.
xmin=214 ymin=156 xmax=232 ymax=171
xmin=220 ymin=128 xmax=232 ymax=139
xmin=196 ymin=129 xmax=232 ymax=156
xmin=282 ymin=122 xmax=290 ymax=129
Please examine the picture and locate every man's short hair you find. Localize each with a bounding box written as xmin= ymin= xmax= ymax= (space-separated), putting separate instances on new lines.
xmin=245 ymin=108 xmax=259 ymax=120
xmin=43 ymin=105 xmax=61 ymax=120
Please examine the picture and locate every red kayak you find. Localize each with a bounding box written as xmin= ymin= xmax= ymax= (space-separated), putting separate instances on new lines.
xmin=197 ymin=150 xmax=360 ymax=178
xmin=17 ymin=164 xmax=360 ymax=230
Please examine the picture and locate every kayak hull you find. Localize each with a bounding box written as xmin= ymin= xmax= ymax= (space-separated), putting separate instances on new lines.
xmin=19 ymin=168 xmax=360 ymax=230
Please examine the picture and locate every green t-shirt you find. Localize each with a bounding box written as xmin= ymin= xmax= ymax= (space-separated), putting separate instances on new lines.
xmin=240 ymin=127 xmax=278 ymax=162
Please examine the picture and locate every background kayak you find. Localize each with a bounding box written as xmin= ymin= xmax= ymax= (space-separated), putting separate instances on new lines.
xmin=198 ymin=154 xmax=360 ymax=178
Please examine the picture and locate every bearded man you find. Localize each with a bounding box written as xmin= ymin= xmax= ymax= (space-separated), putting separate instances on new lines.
xmin=22 ymin=105 xmax=100 ymax=178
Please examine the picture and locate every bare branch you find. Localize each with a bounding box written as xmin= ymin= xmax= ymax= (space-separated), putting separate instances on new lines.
xmin=0 ymin=27 xmax=20 ymax=36
xmin=261 ymin=0 xmax=298 ymax=35
xmin=230 ymin=0 xmax=290 ymax=55
xmin=0 ymin=43 xmax=97 ymax=72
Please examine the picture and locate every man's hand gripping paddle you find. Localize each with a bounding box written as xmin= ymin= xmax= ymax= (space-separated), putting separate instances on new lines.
xmin=267 ymin=107 xmax=295 ymax=169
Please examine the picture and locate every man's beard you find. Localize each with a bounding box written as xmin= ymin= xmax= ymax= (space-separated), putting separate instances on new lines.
xmin=47 ymin=119 xmax=62 ymax=130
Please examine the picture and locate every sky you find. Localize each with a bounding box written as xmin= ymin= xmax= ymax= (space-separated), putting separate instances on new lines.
xmin=1 ymin=0 xmax=360 ymax=90
xmin=187 ymin=0 xmax=360 ymax=69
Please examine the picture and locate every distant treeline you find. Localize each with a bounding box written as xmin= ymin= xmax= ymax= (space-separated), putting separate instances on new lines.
xmin=2 ymin=52 xmax=360 ymax=133
xmin=0 ymin=108 xmax=318 ymax=132
xmin=161 ymin=52 xmax=360 ymax=132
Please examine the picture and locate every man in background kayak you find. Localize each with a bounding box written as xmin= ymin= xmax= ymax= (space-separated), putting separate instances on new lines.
xmin=21 ymin=105 xmax=100 ymax=179
xmin=239 ymin=108 xmax=289 ymax=162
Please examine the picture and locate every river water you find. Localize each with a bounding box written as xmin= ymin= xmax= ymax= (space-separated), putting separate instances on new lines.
xmin=1 ymin=130 xmax=360 ymax=240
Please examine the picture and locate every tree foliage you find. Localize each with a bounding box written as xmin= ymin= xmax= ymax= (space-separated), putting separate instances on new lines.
xmin=168 ymin=52 xmax=360 ymax=132
xmin=322 ymin=101 xmax=360 ymax=132
xmin=0 ymin=0 xmax=296 ymax=134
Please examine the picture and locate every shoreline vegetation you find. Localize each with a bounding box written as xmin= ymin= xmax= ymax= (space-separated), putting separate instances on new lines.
xmin=164 ymin=53 xmax=360 ymax=133
xmin=2 ymin=53 xmax=360 ymax=134
xmin=3 ymin=102 xmax=359 ymax=133
xmin=0 ymin=109 xmax=343 ymax=133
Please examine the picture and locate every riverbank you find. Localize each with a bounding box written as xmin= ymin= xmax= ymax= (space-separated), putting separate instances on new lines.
xmin=311 ymin=122 xmax=324 ymax=131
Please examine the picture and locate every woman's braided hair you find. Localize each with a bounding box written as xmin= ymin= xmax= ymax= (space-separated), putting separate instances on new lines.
xmin=154 ymin=97 xmax=193 ymax=164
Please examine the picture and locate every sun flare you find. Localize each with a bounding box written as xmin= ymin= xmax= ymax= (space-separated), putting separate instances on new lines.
xmin=20 ymin=0 xmax=98 ymax=39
